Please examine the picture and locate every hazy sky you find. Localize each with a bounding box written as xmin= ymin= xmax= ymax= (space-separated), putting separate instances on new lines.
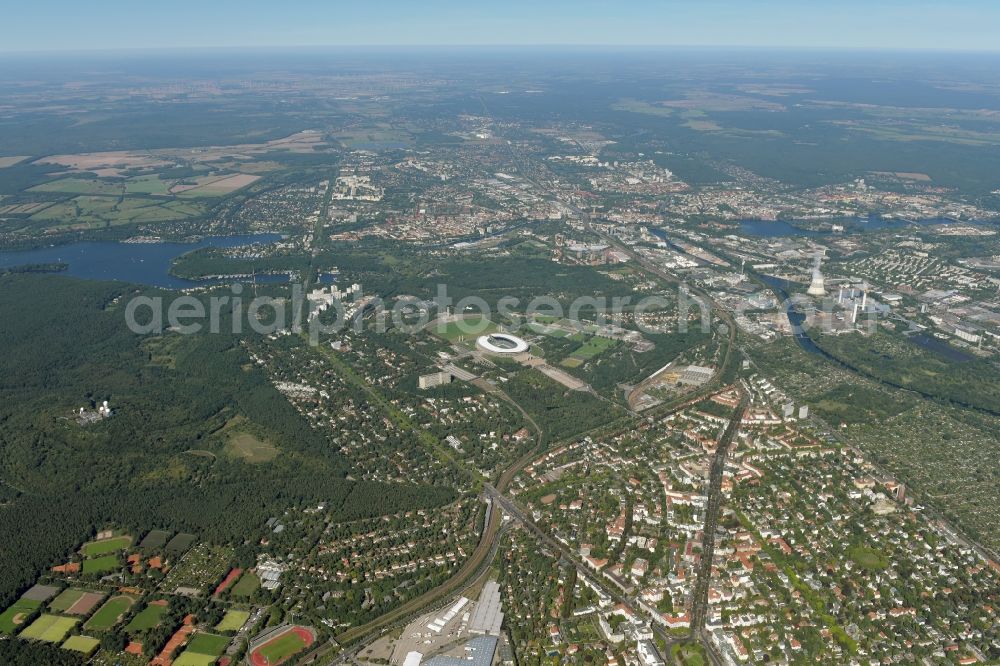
xmin=3 ymin=0 xmax=999 ymax=52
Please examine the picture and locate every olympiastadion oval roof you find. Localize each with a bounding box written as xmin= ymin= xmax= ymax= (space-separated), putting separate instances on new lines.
xmin=476 ymin=333 xmax=529 ymax=354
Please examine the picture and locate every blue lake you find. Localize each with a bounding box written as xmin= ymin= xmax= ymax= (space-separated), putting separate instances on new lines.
xmin=0 ymin=234 xmax=284 ymax=289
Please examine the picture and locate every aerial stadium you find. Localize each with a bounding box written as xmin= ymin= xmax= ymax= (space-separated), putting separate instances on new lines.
xmin=476 ymin=333 xmax=530 ymax=354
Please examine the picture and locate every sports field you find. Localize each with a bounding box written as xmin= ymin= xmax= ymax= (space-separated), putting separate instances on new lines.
xmin=230 ymin=572 xmax=260 ymax=598
xmin=20 ymin=584 xmax=61 ymax=603
xmin=173 ymin=652 xmax=217 ymax=666
xmin=82 ymin=535 xmax=133 ymax=556
xmin=186 ymin=631 xmax=230 ymax=656
xmin=216 ymin=609 xmax=250 ymax=632
xmin=0 ymin=598 xmax=41 ymax=634
xmin=250 ymin=626 xmax=314 ymax=666
xmin=20 ymin=614 xmax=78 ymax=642
xmin=164 ymin=532 xmax=197 ymax=555
xmin=84 ymin=595 xmax=136 ymax=630
xmin=49 ymin=589 xmax=105 ymax=615
xmin=139 ymin=529 xmax=171 ymax=551
xmin=82 ymin=554 xmax=120 ymax=574
xmin=173 ymin=631 xmax=231 ymax=666
xmin=432 ymin=316 xmax=499 ymax=342
xmin=125 ymin=599 xmax=169 ymax=631
xmin=62 ymin=634 xmax=100 ymax=654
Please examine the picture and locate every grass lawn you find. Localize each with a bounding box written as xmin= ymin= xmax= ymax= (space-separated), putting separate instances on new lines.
xmin=83 ymin=554 xmax=120 ymax=575
xmin=125 ymin=601 xmax=168 ymax=632
xmin=569 ymin=336 xmax=617 ymax=360
xmin=673 ymin=642 xmax=707 ymax=666
xmin=0 ymin=598 xmax=41 ymax=634
xmin=186 ymin=632 xmax=230 ymax=655
xmin=62 ymin=634 xmax=100 ymax=654
xmin=229 ymin=572 xmax=260 ymax=598
xmin=432 ymin=315 xmax=499 ymax=342
xmin=216 ymin=609 xmax=250 ymax=632
xmin=848 ymin=545 xmax=889 ymax=570
xmin=258 ymin=631 xmax=308 ymax=663
xmin=20 ymin=614 xmax=78 ymax=642
xmin=173 ymin=651 xmax=217 ymax=666
xmin=82 ymin=535 xmax=133 ymax=556
xmin=226 ymin=431 xmax=278 ymax=463
xmin=84 ymin=595 xmax=135 ymax=631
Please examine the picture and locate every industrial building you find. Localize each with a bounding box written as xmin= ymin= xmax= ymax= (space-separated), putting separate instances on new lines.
xmin=678 ymin=364 xmax=715 ymax=386
xmin=423 ymin=636 xmax=498 ymax=666
xmin=468 ymin=580 xmax=504 ymax=636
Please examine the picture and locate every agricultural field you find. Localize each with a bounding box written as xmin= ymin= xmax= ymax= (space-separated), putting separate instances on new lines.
xmin=216 ymin=609 xmax=250 ymax=632
xmin=174 ymin=173 xmax=260 ymax=197
xmin=28 ymin=172 xmax=257 ymax=198
xmin=49 ymin=589 xmax=105 ymax=616
xmin=334 ymin=126 xmax=413 ymax=149
xmin=29 ymin=195 xmax=206 ymax=229
xmin=0 ymin=598 xmax=41 ymax=634
xmin=82 ymin=534 xmax=133 ymax=556
xmin=82 ymin=554 xmax=120 ymax=575
xmin=28 ymin=177 xmax=125 ymax=195
xmin=124 ymin=599 xmax=168 ymax=632
xmin=62 ymin=634 xmax=100 ymax=654
xmin=19 ymin=614 xmax=78 ymax=642
xmin=0 ymin=155 xmax=30 ymax=168
xmin=84 ymin=594 xmax=136 ymax=631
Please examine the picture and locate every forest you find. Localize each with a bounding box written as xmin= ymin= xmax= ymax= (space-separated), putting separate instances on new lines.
xmin=0 ymin=274 xmax=456 ymax=607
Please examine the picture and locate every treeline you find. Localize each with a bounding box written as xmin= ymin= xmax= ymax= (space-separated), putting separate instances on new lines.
xmin=0 ymin=262 xmax=68 ymax=276
xmin=170 ymin=247 xmax=312 ymax=279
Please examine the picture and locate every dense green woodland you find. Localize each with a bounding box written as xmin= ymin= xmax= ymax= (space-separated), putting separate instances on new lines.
xmin=0 ymin=275 xmax=455 ymax=607
xmin=808 ymin=330 xmax=1000 ymax=415
xmin=0 ymin=640 xmax=83 ymax=665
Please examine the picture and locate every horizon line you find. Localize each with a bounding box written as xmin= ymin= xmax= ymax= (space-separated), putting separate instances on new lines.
xmin=3 ymin=43 xmax=1000 ymax=57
